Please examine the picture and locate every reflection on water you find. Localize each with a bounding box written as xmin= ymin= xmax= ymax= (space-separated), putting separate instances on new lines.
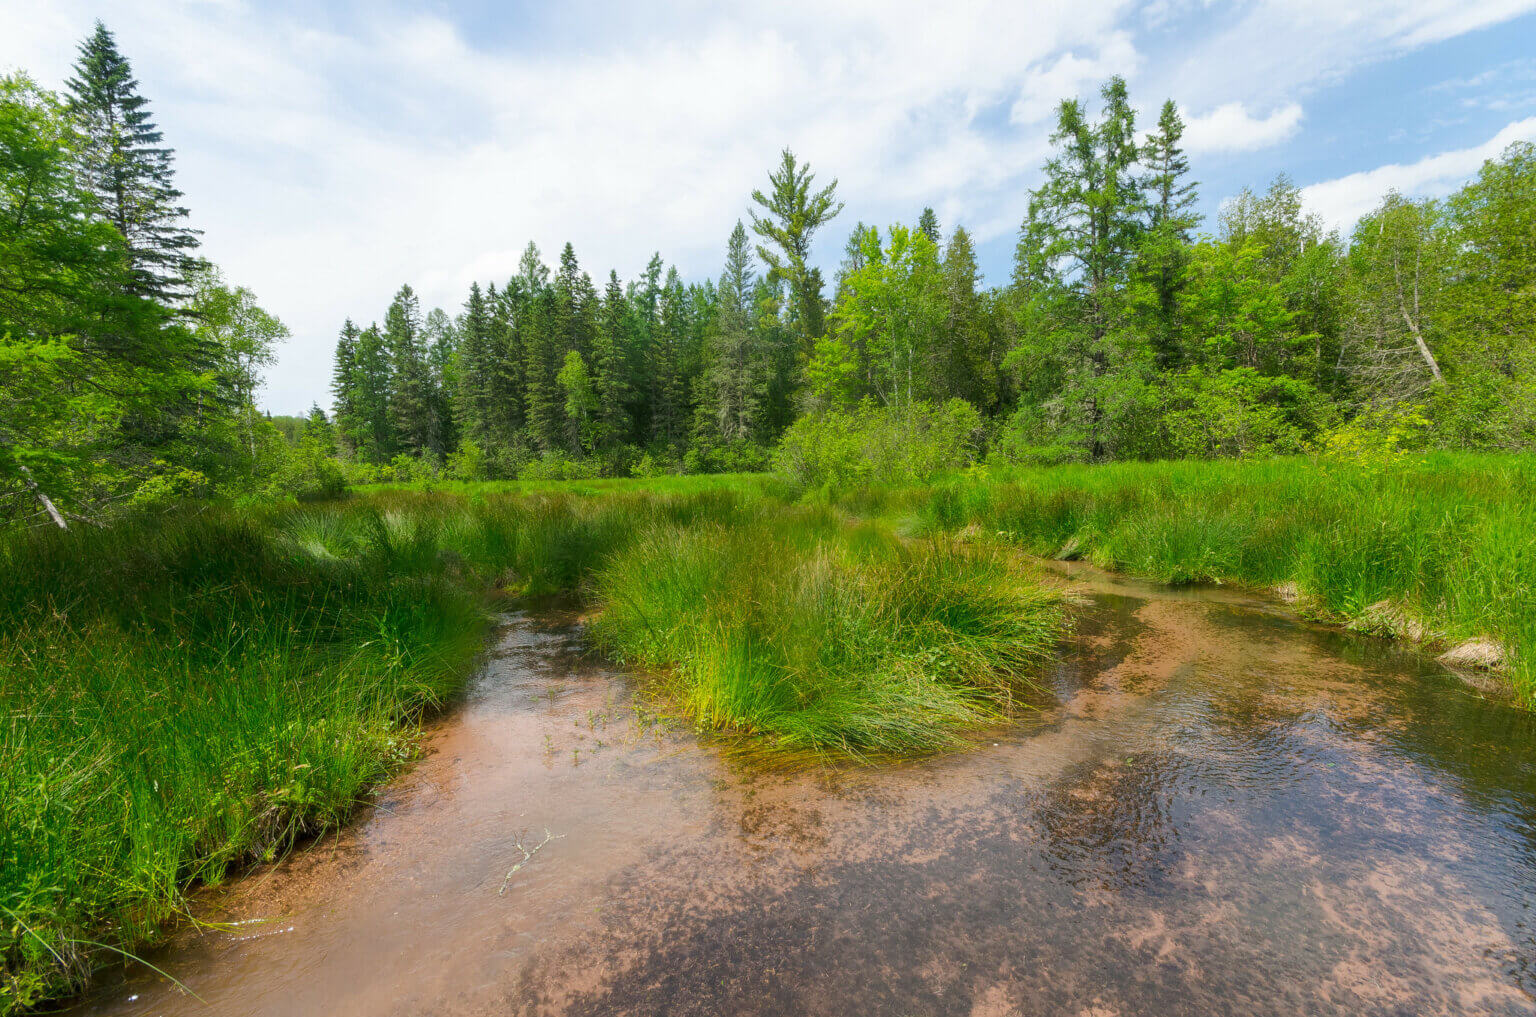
xmin=70 ymin=572 xmax=1536 ymax=1016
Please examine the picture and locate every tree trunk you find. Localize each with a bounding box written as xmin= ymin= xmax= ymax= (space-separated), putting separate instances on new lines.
xmin=18 ymin=465 xmax=67 ymax=530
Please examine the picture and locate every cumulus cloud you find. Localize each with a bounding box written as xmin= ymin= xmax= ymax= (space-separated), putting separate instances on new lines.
xmin=1301 ymin=116 xmax=1536 ymax=230
xmin=1183 ymin=102 xmax=1304 ymax=153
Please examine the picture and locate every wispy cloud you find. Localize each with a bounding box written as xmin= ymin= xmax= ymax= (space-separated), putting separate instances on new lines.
xmin=1301 ymin=116 xmax=1536 ymax=230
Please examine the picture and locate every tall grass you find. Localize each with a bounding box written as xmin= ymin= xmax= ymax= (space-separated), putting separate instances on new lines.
xmin=593 ymin=504 xmax=1060 ymax=755
xmin=0 ymin=483 xmax=1061 ymax=1011
xmin=878 ymin=453 xmax=1536 ymax=701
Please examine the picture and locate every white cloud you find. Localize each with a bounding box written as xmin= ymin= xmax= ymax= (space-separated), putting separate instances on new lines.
xmin=3 ymin=0 xmax=1534 ymax=411
xmin=1183 ymin=102 xmax=1304 ymax=153
xmin=1301 ymin=116 xmax=1536 ymax=230
xmin=1010 ymin=32 xmax=1141 ymax=125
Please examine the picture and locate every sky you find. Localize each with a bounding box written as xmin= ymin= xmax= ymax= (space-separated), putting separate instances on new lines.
xmin=3 ymin=0 xmax=1535 ymax=414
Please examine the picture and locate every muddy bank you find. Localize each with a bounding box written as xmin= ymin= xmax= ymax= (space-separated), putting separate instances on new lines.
xmin=69 ymin=572 xmax=1536 ymax=1016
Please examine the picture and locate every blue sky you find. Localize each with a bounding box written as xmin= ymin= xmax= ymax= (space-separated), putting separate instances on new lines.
xmin=3 ymin=0 xmax=1534 ymax=414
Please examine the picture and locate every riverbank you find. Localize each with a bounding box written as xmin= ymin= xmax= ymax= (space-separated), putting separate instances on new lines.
xmin=8 ymin=453 xmax=1533 ymax=1011
xmin=0 ymin=484 xmax=1061 ymax=1011
xmin=843 ymin=454 xmax=1535 ymax=704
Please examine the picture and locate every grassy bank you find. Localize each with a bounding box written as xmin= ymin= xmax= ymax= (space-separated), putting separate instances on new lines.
xmin=1 ymin=485 xmax=1059 ymax=1010
xmin=853 ymin=453 xmax=1534 ymax=702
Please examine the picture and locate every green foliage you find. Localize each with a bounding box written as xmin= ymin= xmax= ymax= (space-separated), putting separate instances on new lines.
xmin=594 ymin=511 xmax=1059 ymax=754
xmin=1158 ymin=367 xmax=1328 ymax=458
xmin=775 ymin=399 xmax=983 ymax=492
xmin=749 ymin=148 xmax=843 ymax=344
xmin=857 ymin=455 xmax=1536 ymax=702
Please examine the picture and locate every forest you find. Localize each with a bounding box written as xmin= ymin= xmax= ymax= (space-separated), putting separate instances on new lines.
xmin=4 ymin=26 xmax=1535 ymax=525
xmin=5 ymin=19 xmax=1536 ymax=1017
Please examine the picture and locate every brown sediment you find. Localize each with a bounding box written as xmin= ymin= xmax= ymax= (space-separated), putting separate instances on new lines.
xmin=65 ymin=569 xmax=1536 ymax=1017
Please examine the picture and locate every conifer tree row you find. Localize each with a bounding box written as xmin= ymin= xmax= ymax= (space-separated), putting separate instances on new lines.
xmin=322 ymin=85 xmax=1536 ymax=478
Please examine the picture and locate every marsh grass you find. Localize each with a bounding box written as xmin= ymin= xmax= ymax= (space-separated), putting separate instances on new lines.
xmin=592 ymin=505 xmax=1061 ymax=755
xmin=1 ymin=482 xmax=1060 ymax=1010
xmin=886 ymin=454 xmax=1536 ymax=701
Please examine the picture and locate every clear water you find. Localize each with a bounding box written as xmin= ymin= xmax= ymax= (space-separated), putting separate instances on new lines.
xmin=69 ymin=568 xmax=1536 ymax=1016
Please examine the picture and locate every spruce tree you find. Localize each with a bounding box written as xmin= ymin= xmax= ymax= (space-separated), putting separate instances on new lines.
xmin=593 ymin=271 xmax=635 ymax=449
xmin=522 ymin=288 xmax=563 ymax=452
xmin=66 ymin=21 xmax=200 ymax=302
xmin=489 ymin=281 xmax=526 ymax=446
xmin=352 ymin=324 xmax=394 ymax=462
xmin=703 ymin=221 xmax=764 ymax=443
xmin=330 ymin=319 xmax=361 ymax=454
xmin=423 ymin=306 xmax=455 ymax=455
xmin=1017 ymin=75 xmax=1148 ymax=459
xmin=455 ymin=282 xmax=493 ymax=446
xmin=1137 ymin=99 xmax=1201 ymax=370
xmin=384 ymin=284 xmax=430 ymax=455
xmin=650 ymin=272 xmax=690 ymax=450
xmin=918 ymin=207 xmax=942 ymax=247
xmin=939 ymin=225 xmax=992 ymax=407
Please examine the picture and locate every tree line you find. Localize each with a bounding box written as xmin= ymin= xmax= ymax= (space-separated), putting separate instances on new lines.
xmin=6 ymin=23 xmax=1534 ymax=525
xmin=333 ymin=77 xmax=1535 ymax=480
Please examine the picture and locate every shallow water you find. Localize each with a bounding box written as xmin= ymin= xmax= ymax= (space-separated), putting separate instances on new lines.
xmin=70 ymin=569 xmax=1536 ymax=1016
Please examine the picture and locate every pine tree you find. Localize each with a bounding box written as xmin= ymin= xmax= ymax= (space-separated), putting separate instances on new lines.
xmin=454 ymin=282 xmax=492 ymax=446
xmin=384 ymin=284 xmax=430 ymax=455
xmin=66 ymin=21 xmax=200 ymax=302
xmin=593 ymin=271 xmax=635 ymax=449
xmin=750 ymin=148 xmax=843 ymax=346
xmin=918 ymin=207 xmax=942 ymax=247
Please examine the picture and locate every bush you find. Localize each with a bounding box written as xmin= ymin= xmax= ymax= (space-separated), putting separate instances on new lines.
xmin=517 ymin=452 xmax=601 ymax=482
xmin=774 ymin=399 xmax=984 ymax=491
xmin=682 ymin=439 xmax=773 ymax=475
xmin=446 ymin=439 xmax=486 ymax=481
xmin=1157 ymin=368 xmax=1330 ymax=458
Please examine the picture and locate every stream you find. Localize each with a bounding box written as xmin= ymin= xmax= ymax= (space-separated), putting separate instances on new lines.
xmin=69 ymin=567 xmax=1536 ymax=1016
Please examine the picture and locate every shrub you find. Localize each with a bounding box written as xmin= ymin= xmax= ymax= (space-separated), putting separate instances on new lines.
xmin=774 ymin=399 xmax=984 ymax=491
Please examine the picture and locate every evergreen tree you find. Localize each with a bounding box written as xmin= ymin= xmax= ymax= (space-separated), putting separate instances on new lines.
xmin=488 ymin=280 xmax=526 ymax=447
xmin=918 ymin=206 xmax=942 ymax=246
xmin=593 ymin=270 xmax=635 ymax=449
xmin=351 ymin=323 xmax=393 ymax=462
xmin=1014 ymin=75 xmax=1149 ymax=459
xmin=455 ymin=282 xmax=493 ymax=446
xmin=522 ymin=288 xmax=563 ymax=452
xmin=750 ymin=148 xmax=843 ymax=346
xmin=939 ymin=225 xmax=995 ymax=408
xmin=423 ymin=306 xmax=455 ymax=455
xmin=384 ymin=284 xmax=430 ymax=455
xmin=330 ymin=319 xmax=360 ymax=454
xmin=701 ymin=221 xmax=766 ymax=443
xmin=1136 ymin=99 xmax=1200 ymax=370
xmin=66 ymin=22 xmax=200 ymax=302
xmin=650 ymin=270 xmax=690 ymax=450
